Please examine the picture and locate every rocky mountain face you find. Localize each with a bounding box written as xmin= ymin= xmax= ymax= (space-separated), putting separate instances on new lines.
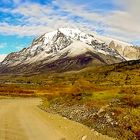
xmin=0 ymin=28 xmax=138 ymax=74
xmin=92 ymin=34 xmax=140 ymax=60
xmin=109 ymin=41 xmax=140 ymax=60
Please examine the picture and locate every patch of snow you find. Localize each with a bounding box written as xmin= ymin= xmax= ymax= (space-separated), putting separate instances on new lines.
xmin=93 ymin=34 xmax=132 ymax=48
xmin=96 ymin=49 xmax=109 ymax=55
xmin=44 ymin=31 xmax=57 ymax=44
xmin=0 ymin=54 xmax=7 ymax=62
xmin=59 ymin=28 xmax=81 ymax=39
xmin=65 ymin=41 xmax=94 ymax=57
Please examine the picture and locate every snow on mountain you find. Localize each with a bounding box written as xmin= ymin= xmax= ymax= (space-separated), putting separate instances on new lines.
xmin=0 ymin=54 xmax=7 ymax=62
xmin=2 ymin=27 xmax=133 ymax=68
xmin=91 ymin=33 xmax=140 ymax=60
xmin=93 ymin=33 xmax=131 ymax=48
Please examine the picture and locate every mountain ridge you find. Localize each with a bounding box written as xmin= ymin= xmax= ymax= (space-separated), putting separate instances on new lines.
xmin=0 ymin=28 xmax=139 ymax=74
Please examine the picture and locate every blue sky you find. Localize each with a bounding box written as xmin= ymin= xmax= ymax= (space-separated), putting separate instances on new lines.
xmin=0 ymin=0 xmax=140 ymax=61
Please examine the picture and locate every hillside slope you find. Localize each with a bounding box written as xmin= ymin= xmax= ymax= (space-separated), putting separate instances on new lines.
xmin=0 ymin=59 xmax=139 ymax=140
xmin=0 ymin=28 xmax=131 ymax=74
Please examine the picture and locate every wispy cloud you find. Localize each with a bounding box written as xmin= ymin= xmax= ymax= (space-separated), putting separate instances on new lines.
xmin=0 ymin=43 xmax=7 ymax=49
xmin=0 ymin=0 xmax=139 ymax=45
xmin=52 ymin=0 xmax=140 ymax=44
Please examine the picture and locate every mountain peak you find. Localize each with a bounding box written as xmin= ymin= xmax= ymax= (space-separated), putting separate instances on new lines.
xmin=43 ymin=27 xmax=93 ymax=45
xmin=1 ymin=27 xmax=139 ymax=74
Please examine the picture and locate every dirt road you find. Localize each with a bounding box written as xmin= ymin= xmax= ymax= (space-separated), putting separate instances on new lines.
xmin=0 ymin=98 xmax=113 ymax=140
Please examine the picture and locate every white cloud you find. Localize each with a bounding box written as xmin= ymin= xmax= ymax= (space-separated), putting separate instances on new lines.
xmin=0 ymin=54 xmax=7 ymax=62
xmin=0 ymin=0 xmax=139 ymax=45
xmin=0 ymin=43 xmax=7 ymax=49
xmin=12 ymin=3 xmax=53 ymax=17
xmin=52 ymin=0 xmax=140 ymax=44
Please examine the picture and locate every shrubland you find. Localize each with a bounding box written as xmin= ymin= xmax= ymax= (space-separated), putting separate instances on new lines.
xmin=0 ymin=60 xmax=140 ymax=139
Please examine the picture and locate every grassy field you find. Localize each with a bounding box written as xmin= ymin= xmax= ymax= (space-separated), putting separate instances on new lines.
xmin=0 ymin=60 xmax=140 ymax=139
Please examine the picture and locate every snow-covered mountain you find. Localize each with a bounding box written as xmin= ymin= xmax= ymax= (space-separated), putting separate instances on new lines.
xmin=2 ymin=28 xmax=124 ymax=65
xmin=90 ymin=33 xmax=140 ymax=60
xmin=0 ymin=27 xmax=138 ymax=73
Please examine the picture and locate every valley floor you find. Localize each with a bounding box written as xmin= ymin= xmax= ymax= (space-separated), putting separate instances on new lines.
xmin=0 ymin=60 xmax=139 ymax=139
xmin=0 ymin=98 xmax=113 ymax=140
